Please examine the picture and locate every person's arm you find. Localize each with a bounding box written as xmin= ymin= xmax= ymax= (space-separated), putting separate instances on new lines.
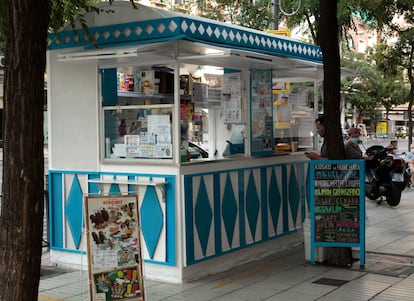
xmin=305 ymin=152 xmax=327 ymax=160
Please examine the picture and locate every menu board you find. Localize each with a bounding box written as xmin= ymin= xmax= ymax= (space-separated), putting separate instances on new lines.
xmin=85 ymin=195 xmax=145 ymax=301
xmin=309 ymin=160 xmax=365 ymax=266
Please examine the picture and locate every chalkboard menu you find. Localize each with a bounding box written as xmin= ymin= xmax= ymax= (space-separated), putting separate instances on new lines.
xmin=309 ymin=160 xmax=365 ymax=266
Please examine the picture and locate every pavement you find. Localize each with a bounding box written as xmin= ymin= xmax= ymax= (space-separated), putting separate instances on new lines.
xmin=38 ymin=186 xmax=414 ymax=301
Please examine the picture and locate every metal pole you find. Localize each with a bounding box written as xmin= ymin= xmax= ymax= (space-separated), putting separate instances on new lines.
xmin=272 ymin=0 xmax=279 ymax=30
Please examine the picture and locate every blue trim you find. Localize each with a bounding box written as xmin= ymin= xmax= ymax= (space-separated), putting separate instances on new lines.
xmin=48 ymin=17 xmax=322 ymax=63
xmin=184 ymin=175 xmax=194 ymax=262
xmin=48 ymin=170 xmax=176 ymax=266
xmin=65 ymin=175 xmax=84 ymax=249
xmin=141 ymin=186 xmax=164 ymax=259
xmin=88 ymin=173 xmax=101 ymax=196
xmin=184 ymin=161 xmax=308 ymax=265
xmin=238 ymin=170 xmax=246 ymax=247
xmin=309 ymin=160 xmax=365 ymax=266
xmin=165 ymin=176 xmax=176 ymax=264
xmin=282 ymin=165 xmax=288 ymax=233
xmin=214 ymin=173 xmax=221 ymax=254
xmin=260 ymin=167 xmax=268 ymax=239
xmin=194 ymin=177 xmax=213 ymax=257
xmin=49 ymin=172 xmax=63 ymax=248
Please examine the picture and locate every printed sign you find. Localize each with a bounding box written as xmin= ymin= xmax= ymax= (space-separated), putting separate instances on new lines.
xmin=86 ymin=195 xmax=145 ymax=301
xmin=309 ymin=160 xmax=365 ymax=266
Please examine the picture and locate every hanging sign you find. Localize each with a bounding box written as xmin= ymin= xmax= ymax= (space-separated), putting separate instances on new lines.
xmin=86 ymin=195 xmax=145 ymax=301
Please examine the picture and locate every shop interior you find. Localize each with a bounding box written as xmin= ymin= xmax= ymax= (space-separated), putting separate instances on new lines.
xmin=90 ymin=35 xmax=321 ymax=162
xmin=102 ymin=63 xmax=316 ymax=162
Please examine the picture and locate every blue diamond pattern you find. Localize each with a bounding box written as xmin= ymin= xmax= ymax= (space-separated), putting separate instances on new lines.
xmin=48 ymin=7 xmax=322 ymax=63
xmin=65 ymin=175 xmax=83 ymax=249
xmin=222 ymin=174 xmax=238 ymax=248
xmin=268 ymin=169 xmax=281 ymax=233
xmin=140 ymin=186 xmax=164 ymax=259
xmin=246 ymin=171 xmax=260 ymax=240
xmin=195 ymin=177 xmax=213 ymax=257
xmin=289 ymin=166 xmax=300 ymax=227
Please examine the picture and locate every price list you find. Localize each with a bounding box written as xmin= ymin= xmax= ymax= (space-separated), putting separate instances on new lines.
xmin=309 ymin=160 xmax=365 ymax=266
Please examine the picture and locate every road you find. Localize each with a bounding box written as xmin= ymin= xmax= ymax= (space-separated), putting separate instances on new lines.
xmin=360 ymin=136 xmax=411 ymax=155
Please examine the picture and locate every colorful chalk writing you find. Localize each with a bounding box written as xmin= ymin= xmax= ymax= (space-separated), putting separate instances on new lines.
xmin=312 ymin=162 xmax=361 ymax=244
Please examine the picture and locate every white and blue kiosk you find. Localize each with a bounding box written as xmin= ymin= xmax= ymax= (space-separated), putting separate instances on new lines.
xmin=47 ymin=1 xmax=327 ymax=283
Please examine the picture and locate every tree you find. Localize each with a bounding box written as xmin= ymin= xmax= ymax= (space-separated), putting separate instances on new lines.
xmin=0 ymin=0 xmax=49 ymax=300
xmin=0 ymin=1 xmax=134 ymax=300
xmin=193 ymin=0 xmax=273 ymax=30
xmin=342 ymin=50 xmax=408 ymax=126
xmin=319 ymin=0 xmax=354 ymax=267
xmin=376 ymin=31 xmax=414 ymax=148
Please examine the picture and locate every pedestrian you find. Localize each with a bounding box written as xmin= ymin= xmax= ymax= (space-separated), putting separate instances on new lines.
xmin=305 ymin=116 xmax=328 ymax=160
xmin=345 ymin=127 xmax=362 ymax=159
xmin=403 ymin=144 xmax=414 ymax=189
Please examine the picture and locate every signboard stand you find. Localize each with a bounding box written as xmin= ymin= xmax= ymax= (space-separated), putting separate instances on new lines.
xmin=309 ymin=160 xmax=365 ymax=267
xmin=85 ymin=195 xmax=145 ymax=301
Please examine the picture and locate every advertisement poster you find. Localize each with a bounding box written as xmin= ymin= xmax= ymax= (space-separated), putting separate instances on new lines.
xmin=86 ymin=195 xmax=145 ymax=301
xmin=223 ymin=72 xmax=242 ymax=123
xmin=250 ymin=69 xmax=273 ymax=155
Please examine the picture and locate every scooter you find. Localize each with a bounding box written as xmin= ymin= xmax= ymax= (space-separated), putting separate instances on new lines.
xmin=364 ymin=145 xmax=410 ymax=207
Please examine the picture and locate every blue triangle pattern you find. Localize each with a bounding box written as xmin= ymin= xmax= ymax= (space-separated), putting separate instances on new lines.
xmin=289 ymin=166 xmax=300 ymax=227
xmin=222 ymin=174 xmax=238 ymax=248
xmin=109 ymin=183 xmax=121 ymax=195
xmin=140 ymin=186 xmax=164 ymax=259
xmin=195 ymin=177 xmax=213 ymax=257
xmin=268 ymin=169 xmax=281 ymax=233
xmin=246 ymin=171 xmax=260 ymax=241
xmin=65 ymin=175 xmax=83 ymax=249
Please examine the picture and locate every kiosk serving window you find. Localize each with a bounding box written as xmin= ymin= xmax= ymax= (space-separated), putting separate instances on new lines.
xmin=102 ymin=67 xmax=175 ymax=160
xmin=101 ymin=66 xmax=245 ymax=162
xmin=104 ymin=105 xmax=173 ymax=159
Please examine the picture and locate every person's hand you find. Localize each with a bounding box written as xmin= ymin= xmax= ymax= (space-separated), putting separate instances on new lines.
xmin=305 ymin=152 xmax=322 ymax=160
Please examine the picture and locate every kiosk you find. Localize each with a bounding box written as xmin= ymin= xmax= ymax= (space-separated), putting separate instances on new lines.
xmin=47 ymin=1 xmax=324 ymax=283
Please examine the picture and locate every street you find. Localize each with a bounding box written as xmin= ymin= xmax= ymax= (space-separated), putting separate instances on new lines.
xmin=360 ymin=136 xmax=412 ymax=155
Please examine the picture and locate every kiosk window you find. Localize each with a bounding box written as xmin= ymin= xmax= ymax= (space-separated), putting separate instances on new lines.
xmin=104 ymin=105 xmax=173 ymax=159
xmin=101 ymin=66 xmax=244 ymax=161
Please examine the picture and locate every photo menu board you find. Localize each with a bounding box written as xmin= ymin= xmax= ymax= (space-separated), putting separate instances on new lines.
xmin=309 ymin=160 xmax=365 ymax=266
xmin=85 ymin=195 xmax=145 ymax=301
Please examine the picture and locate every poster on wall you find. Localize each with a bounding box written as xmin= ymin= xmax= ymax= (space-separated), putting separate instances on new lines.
xmin=85 ymin=195 xmax=145 ymax=301
xmin=250 ymin=69 xmax=273 ymax=155
xmin=222 ymin=72 xmax=242 ymax=123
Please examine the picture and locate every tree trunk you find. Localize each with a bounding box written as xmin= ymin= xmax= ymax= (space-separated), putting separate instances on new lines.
xmin=319 ymin=0 xmax=352 ymax=267
xmin=407 ymin=44 xmax=413 ymax=149
xmin=0 ymin=0 xmax=49 ymax=300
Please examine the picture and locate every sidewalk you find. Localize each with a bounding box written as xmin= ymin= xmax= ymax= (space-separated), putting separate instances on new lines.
xmin=38 ymin=188 xmax=414 ymax=301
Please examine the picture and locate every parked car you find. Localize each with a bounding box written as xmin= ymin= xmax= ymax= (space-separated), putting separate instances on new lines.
xmin=395 ymin=126 xmax=407 ymax=138
xmin=187 ymin=141 xmax=209 ymax=159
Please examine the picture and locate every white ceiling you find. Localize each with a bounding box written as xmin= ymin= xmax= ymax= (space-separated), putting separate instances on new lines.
xmin=57 ymin=39 xmax=324 ymax=81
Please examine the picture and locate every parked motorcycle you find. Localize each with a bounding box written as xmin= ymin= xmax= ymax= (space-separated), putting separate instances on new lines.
xmin=364 ymin=145 xmax=410 ymax=206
